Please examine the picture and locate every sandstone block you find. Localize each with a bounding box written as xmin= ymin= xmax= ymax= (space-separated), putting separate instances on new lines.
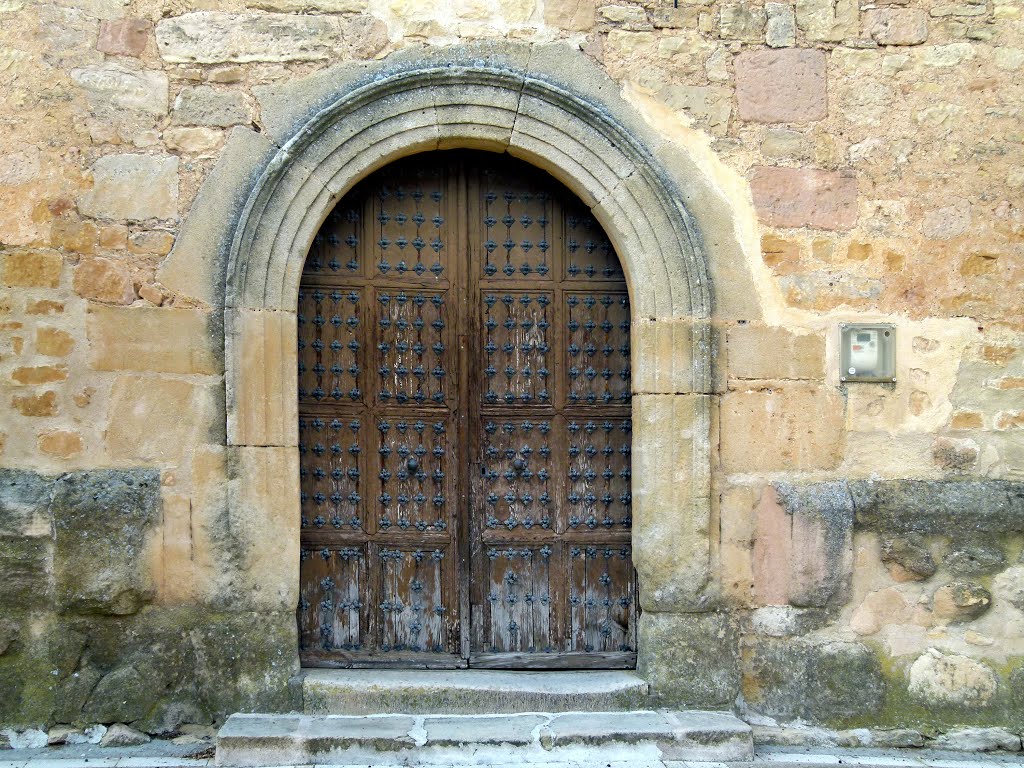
xmin=50 ymin=220 xmax=97 ymax=254
xmin=864 ymin=8 xmax=928 ymax=44
xmin=765 ymin=2 xmax=796 ymax=46
xmin=12 ymin=391 xmax=58 ymax=417
xmin=932 ymin=581 xmax=991 ymax=622
xmin=73 ymin=256 xmax=135 ymax=304
xmin=1 ymin=251 xmax=63 ymax=288
xmin=227 ymin=309 xmax=298 ymax=446
xmin=720 ymin=385 xmax=845 ymax=471
xmin=70 ymin=64 xmax=168 ymax=117
xmin=631 ymin=318 xmax=716 ymax=394
xmin=631 ymin=394 xmax=712 ymax=612
xmin=172 ymin=85 xmax=250 ymax=128
xmin=727 ymin=325 xmax=824 ymax=380
xmin=796 ymin=0 xmax=858 ymax=41
xmin=155 ymin=12 xmax=388 ymax=64
xmin=12 ymin=366 xmax=68 ymax=385
xmin=87 ymin=305 xmax=220 ymax=375
xmin=736 ymin=49 xmax=826 ymax=123
xmin=221 ymin=446 xmax=301 ymax=611
xmin=98 ymin=225 xmax=128 ymax=249
xmin=544 ymin=0 xmax=596 ymax=30
xmin=38 ymin=431 xmax=84 ymax=459
xmin=106 ymin=375 xmax=217 ymax=463
xmin=163 ymin=126 xmax=223 ymax=154
xmin=919 ymin=42 xmax=974 ymax=67
xmin=908 ymin=649 xmax=996 ymax=706
xmin=761 ymin=233 xmax=802 ymax=272
xmin=127 ymin=230 xmax=174 ymax=256
xmin=138 ymin=283 xmax=166 ymax=305
xmin=750 ymin=166 xmax=858 ymax=230
xmin=79 ymin=155 xmax=179 ymax=222
xmin=720 ymin=3 xmax=766 ymax=40
xmin=719 ymin=486 xmax=756 ymax=604
xmin=96 ymin=18 xmax=151 ymax=56
xmin=598 ymin=4 xmax=647 ymax=24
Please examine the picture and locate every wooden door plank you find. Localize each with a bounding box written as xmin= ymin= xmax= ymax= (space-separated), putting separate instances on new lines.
xmin=468 ymin=651 xmax=637 ymax=670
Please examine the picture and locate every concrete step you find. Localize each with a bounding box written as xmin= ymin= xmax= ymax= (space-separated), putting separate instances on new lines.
xmin=301 ymin=668 xmax=650 ymax=714
xmin=215 ymin=710 xmax=754 ymax=766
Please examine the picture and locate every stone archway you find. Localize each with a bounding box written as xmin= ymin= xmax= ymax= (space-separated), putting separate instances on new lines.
xmin=213 ymin=43 xmax=723 ymax=692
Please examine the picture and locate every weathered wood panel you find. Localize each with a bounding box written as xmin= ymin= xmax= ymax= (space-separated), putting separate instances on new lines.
xmin=298 ymin=151 xmax=634 ymax=668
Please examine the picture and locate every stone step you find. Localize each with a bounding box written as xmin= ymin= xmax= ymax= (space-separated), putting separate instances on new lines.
xmin=215 ymin=710 xmax=754 ymax=767
xmin=301 ymin=668 xmax=650 ymax=714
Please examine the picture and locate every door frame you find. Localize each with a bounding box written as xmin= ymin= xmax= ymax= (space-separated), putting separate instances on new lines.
xmin=211 ymin=44 xmax=734 ymax=689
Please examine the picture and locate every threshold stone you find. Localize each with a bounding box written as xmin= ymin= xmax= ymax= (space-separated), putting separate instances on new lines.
xmin=215 ymin=710 xmax=754 ymax=766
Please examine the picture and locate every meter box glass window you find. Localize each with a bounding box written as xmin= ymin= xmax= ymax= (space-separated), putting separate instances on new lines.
xmin=840 ymin=324 xmax=896 ymax=382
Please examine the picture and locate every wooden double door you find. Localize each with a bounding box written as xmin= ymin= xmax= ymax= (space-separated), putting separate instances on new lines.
xmin=296 ymin=150 xmax=636 ymax=669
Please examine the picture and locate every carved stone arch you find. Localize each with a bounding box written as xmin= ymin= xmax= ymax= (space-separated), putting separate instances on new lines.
xmin=215 ymin=43 xmax=728 ymax=683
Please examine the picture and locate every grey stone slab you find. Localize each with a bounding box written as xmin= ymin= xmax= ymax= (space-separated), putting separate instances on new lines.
xmin=217 ymin=714 xmax=418 ymax=767
xmin=422 ymin=714 xmax=548 ymax=746
xmin=218 ymin=713 xmax=303 ymax=740
xmin=851 ymin=480 xmax=1024 ymax=534
xmin=542 ymin=710 xmax=752 ymax=761
xmin=665 ymin=711 xmax=755 ymax=761
xmin=544 ymin=710 xmax=679 ymax=745
xmin=300 ymin=715 xmax=417 ymax=746
xmin=302 ymin=669 xmax=648 ymax=714
xmin=52 ymin=469 xmax=162 ymax=615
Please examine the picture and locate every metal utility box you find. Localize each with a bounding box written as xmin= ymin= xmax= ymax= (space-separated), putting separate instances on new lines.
xmin=840 ymin=323 xmax=896 ymax=383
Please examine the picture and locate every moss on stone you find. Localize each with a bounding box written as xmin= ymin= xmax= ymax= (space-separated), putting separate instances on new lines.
xmin=52 ymin=469 xmax=161 ymax=616
xmin=639 ymin=612 xmax=740 ymax=708
xmin=742 ymin=637 xmax=885 ymax=724
xmin=0 ymin=536 xmax=52 ymax=607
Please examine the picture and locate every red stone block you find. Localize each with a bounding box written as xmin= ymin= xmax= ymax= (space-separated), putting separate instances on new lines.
xmin=750 ymin=166 xmax=859 ymax=231
xmin=736 ymin=49 xmax=827 ymax=124
xmin=96 ymin=18 xmax=151 ymax=57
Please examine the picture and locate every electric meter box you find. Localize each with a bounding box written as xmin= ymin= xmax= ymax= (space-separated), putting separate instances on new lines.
xmin=840 ymin=323 xmax=896 ymax=383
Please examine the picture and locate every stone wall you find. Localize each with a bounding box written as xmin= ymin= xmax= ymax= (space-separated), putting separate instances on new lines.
xmin=0 ymin=0 xmax=1022 ymax=739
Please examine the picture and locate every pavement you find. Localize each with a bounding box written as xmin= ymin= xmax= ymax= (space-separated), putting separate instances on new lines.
xmin=3 ymin=744 xmax=1024 ymax=768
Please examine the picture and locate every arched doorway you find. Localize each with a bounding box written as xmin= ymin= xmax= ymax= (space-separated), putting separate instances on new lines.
xmin=296 ymin=150 xmax=635 ymax=669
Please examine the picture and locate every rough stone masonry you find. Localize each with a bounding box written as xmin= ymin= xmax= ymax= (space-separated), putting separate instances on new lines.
xmin=0 ymin=0 xmax=1022 ymax=749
